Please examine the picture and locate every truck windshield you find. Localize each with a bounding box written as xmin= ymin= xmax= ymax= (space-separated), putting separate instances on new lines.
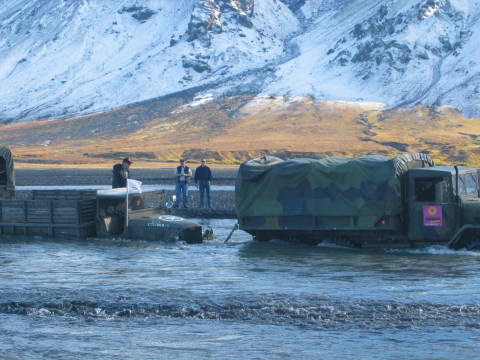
xmin=458 ymin=174 xmax=478 ymax=196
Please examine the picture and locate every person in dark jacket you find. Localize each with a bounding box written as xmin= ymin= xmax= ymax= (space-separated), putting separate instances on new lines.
xmin=194 ymin=159 xmax=213 ymax=208
xmin=112 ymin=157 xmax=132 ymax=188
xmin=174 ymin=159 xmax=192 ymax=208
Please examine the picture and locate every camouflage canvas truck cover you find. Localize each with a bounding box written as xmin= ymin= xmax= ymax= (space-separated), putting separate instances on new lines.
xmin=0 ymin=146 xmax=15 ymax=200
xmin=235 ymin=153 xmax=435 ymax=247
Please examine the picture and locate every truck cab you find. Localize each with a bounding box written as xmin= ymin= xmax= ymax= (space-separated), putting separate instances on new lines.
xmin=407 ymin=166 xmax=480 ymax=249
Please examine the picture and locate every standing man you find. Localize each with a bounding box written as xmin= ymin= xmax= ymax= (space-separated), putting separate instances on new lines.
xmin=112 ymin=157 xmax=132 ymax=188
xmin=194 ymin=159 xmax=213 ymax=208
xmin=174 ymin=159 xmax=192 ymax=208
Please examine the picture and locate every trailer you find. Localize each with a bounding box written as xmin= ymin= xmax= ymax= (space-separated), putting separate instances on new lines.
xmin=0 ymin=198 xmax=96 ymax=238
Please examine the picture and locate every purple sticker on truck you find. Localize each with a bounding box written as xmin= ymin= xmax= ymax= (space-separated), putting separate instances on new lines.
xmin=423 ymin=205 xmax=443 ymax=227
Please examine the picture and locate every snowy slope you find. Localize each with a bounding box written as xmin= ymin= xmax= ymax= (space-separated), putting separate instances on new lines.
xmin=1 ymin=0 xmax=480 ymax=122
xmin=0 ymin=0 xmax=297 ymax=121
xmin=267 ymin=0 xmax=480 ymax=116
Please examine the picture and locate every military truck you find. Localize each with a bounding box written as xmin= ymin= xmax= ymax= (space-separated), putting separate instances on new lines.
xmin=235 ymin=153 xmax=480 ymax=250
xmin=0 ymin=146 xmax=15 ymax=200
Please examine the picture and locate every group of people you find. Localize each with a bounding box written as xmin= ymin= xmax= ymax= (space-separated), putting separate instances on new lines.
xmin=112 ymin=157 xmax=213 ymax=208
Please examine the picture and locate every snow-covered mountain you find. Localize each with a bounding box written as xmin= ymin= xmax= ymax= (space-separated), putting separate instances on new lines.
xmin=1 ymin=0 xmax=480 ymax=123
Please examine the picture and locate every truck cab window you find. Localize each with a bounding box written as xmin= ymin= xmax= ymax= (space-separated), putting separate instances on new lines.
xmin=415 ymin=178 xmax=436 ymax=201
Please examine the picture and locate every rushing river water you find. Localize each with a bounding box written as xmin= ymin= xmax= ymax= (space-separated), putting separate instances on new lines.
xmin=1 ymin=218 xmax=480 ymax=359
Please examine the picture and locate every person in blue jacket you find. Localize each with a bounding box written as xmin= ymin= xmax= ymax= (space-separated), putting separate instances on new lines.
xmin=194 ymin=159 xmax=213 ymax=208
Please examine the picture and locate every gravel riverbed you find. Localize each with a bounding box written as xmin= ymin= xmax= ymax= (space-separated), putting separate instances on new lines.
xmin=15 ymin=168 xmax=238 ymax=186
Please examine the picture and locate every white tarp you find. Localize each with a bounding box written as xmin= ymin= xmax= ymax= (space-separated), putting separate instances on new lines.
xmin=97 ymin=179 xmax=142 ymax=198
xmin=127 ymin=179 xmax=142 ymax=194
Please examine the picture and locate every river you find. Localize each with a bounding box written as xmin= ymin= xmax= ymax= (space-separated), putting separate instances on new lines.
xmin=1 ymin=218 xmax=479 ymax=359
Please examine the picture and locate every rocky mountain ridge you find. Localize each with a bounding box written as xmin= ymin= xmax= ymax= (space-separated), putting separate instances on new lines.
xmin=1 ymin=0 xmax=480 ymax=123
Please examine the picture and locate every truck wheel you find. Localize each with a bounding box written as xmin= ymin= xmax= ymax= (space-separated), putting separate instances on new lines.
xmin=465 ymin=239 xmax=480 ymax=251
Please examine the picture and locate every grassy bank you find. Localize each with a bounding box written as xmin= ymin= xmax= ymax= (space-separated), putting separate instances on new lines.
xmin=2 ymin=96 xmax=479 ymax=167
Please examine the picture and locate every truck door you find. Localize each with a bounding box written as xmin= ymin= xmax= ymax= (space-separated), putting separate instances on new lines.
xmin=407 ymin=175 xmax=456 ymax=242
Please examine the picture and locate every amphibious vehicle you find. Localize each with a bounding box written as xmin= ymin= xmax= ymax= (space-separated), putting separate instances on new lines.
xmin=0 ymin=145 xmax=210 ymax=243
xmin=96 ymin=188 xmax=208 ymax=243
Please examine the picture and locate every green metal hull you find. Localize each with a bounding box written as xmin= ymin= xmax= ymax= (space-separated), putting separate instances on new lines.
xmin=127 ymin=208 xmax=203 ymax=244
